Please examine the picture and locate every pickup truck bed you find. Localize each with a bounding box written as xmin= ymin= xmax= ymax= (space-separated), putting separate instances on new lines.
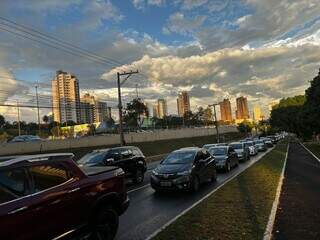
xmin=80 ymin=165 xmax=120 ymax=176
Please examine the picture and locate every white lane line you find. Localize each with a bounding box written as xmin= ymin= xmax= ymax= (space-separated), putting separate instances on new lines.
xmin=263 ymin=143 xmax=289 ymax=240
xmin=128 ymin=184 xmax=151 ymax=194
xmin=145 ymin=147 xmax=273 ymax=240
xmin=299 ymin=142 xmax=320 ymax=163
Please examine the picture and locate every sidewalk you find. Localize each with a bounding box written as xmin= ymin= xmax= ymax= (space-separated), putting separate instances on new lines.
xmin=272 ymin=142 xmax=320 ymax=240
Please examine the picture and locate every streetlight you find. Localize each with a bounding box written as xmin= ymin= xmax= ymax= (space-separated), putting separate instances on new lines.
xmin=208 ymin=103 xmax=220 ymax=143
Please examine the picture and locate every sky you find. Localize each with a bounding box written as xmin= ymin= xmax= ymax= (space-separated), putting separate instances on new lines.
xmin=1 ymin=0 xmax=320 ymax=122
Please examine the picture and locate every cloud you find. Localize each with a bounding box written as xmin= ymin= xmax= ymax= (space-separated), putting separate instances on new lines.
xmin=132 ymin=0 xmax=166 ymax=9
xmin=163 ymin=13 xmax=206 ymax=35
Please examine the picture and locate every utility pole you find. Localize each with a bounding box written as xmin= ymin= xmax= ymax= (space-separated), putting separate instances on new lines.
xmin=17 ymin=101 xmax=21 ymax=136
xmin=209 ymin=103 xmax=220 ymax=143
xmin=35 ymin=83 xmax=41 ymax=135
xmin=135 ymin=84 xmax=139 ymax=99
xmin=117 ymin=70 xmax=139 ymax=146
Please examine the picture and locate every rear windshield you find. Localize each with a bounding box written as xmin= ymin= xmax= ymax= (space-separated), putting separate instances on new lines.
xmin=78 ymin=152 xmax=106 ymax=165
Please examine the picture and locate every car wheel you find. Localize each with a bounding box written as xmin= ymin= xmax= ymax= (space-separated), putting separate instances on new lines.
xmin=133 ymin=169 xmax=144 ymax=184
xmin=225 ymin=162 xmax=231 ymax=172
xmin=90 ymin=206 xmax=119 ymax=240
xmin=211 ymin=169 xmax=217 ymax=182
xmin=191 ymin=176 xmax=200 ymax=192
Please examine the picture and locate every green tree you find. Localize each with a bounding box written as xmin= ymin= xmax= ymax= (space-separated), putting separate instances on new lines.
xmin=42 ymin=115 xmax=49 ymax=124
xmin=0 ymin=115 xmax=5 ymax=128
xmin=237 ymin=120 xmax=254 ymax=135
xmin=124 ymin=98 xmax=149 ymax=129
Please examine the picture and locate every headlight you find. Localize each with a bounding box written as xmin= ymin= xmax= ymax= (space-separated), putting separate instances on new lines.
xmin=176 ymin=169 xmax=192 ymax=176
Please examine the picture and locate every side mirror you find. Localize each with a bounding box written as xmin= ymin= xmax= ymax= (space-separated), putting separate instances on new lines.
xmin=105 ymin=158 xmax=115 ymax=165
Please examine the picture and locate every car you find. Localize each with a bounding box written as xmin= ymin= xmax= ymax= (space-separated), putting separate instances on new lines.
xmin=0 ymin=153 xmax=129 ymax=240
xmin=266 ymin=135 xmax=278 ymax=144
xmin=78 ymin=146 xmax=147 ymax=184
xmin=9 ymin=135 xmax=41 ymax=143
xmin=243 ymin=141 xmax=258 ymax=156
xmin=202 ymin=143 xmax=228 ymax=150
xmin=208 ymin=146 xmax=239 ymax=172
xmin=229 ymin=142 xmax=250 ymax=162
xmin=261 ymin=137 xmax=273 ymax=148
xmin=150 ymin=147 xmax=217 ymax=192
xmin=254 ymin=140 xmax=267 ymax=152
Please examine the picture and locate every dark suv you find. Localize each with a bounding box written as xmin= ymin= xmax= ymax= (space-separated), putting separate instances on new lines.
xmin=78 ymin=146 xmax=147 ymax=184
xmin=0 ymin=153 xmax=129 ymax=240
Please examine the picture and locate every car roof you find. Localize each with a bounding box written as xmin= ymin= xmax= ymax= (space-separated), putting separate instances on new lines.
xmin=229 ymin=142 xmax=242 ymax=145
xmin=0 ymin=153 xmax=74 ymax=168
xmin=92 ymin=146 xmax=139 ymax=153
xmin=176 ymin=147 xmax=201 ymax=152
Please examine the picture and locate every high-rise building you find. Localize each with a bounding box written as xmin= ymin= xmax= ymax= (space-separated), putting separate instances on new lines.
xmin=219 ymin=99 xmax=232 ymax=122
xmin=253 ymin=105 xmax=262 ymax=122
xmin=52 ymin=70 xmax=81 ymax=123
xmin=80 ymin=93 xmax=111 ymax=123
xmin=236 ymin=96 xmax=249 ymax=119
xmin=177 ymin=91 xmax=190 ymax=117
xmin=154 ymin=99 xmax=167 ymax=119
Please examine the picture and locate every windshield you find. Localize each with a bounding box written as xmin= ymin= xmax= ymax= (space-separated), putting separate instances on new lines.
xmin=245 ymin=142 xmax=253 ymax=147
xmin=78 ymin=152 xmax=106 ymax=165
xmin=230 ymin=144 xmax=242 ymax=149
xmin=209 ymin=148 xmax=227 ymax=156
xmin=162 ymin=151 xmax=196 ymax=165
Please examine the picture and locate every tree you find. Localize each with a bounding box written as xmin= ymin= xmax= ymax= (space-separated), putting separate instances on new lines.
xmin=124 ymin=98 xmax=149 ymax=129
xmin=237 ymin=120 xmax=254 ymax=135
xmin=42 ymin=115 xmax=49 ymax=124
xmin=0 ymin=115 xmax=5 ymax=128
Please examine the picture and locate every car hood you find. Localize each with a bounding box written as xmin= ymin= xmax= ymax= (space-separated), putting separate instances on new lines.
xmin=155 ymin=163 xmax=192 ymax=174
xmin=214 ymin=155 xmax=227 ymax=161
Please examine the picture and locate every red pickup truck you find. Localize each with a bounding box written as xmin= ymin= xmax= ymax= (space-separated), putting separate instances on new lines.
xmin=0 ymin=153 xmax=129 ymax=240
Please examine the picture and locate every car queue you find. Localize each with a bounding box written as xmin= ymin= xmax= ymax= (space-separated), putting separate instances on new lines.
xmin=0 ymin=133 xmax=284 ymax=240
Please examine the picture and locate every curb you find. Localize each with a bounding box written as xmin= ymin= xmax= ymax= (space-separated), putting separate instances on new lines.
xmin=299 ymin=142 xmax=320 ymax=163
xmin=263 ymin=143 xmax=289 ymax=240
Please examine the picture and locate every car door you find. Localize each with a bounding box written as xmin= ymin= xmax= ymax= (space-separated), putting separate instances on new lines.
xmin=229 ymin=147 xmax=237 ymax=165
xmin=119 ymin=148 xmax=136 ymax=176
xmin=194 ymin=151 xmax=210 ymax=182
xmin=203 ymin=150 xmax=216 ymax=179
xmin=0 ymin=166 xmax=36 ymax=240
xmin=26 ymin=162 xmax=86 ymax=239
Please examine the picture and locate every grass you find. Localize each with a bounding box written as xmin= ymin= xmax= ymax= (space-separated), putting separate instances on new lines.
xmin=304 ymin=142 xmax=320 ymax=158
xmin=153 ymin=142 xmax=288 ymax=240
xmin=52 ymin=132 xmax=245 ymax=160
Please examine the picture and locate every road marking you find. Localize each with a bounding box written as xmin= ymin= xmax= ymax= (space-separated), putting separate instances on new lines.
xmin=128 ymin=184 xmax=151 ymax=194
xmin=299 ymin=142 xmax=320 ymax=163
xmin=263 ymin=143 xmax=289 ymax=240
xmin=145 ymin=147 xmax=273 ymax=240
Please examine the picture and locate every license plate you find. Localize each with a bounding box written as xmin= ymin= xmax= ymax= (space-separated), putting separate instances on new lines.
xmin=160 ymin=181 xmax=172 ymax=187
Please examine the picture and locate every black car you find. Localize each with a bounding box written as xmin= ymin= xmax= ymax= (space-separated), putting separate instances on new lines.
xmin=229 ymin=142 xmax=250 ymax=162
xmin=208 ymin=146 xmax=238 ymax=172
xmin=78 ymin=146 xmax=147 ymax=184
xmin=150 ymin=147 xmax=217 ymax=192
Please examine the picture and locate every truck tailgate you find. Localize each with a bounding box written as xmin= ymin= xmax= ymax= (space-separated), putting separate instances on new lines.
xmin=80 ymin=166 xmax=119 ymax=176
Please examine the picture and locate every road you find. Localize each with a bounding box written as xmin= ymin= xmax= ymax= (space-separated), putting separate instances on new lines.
xmin=273 ymin=142 xmax=320 ymax=240
xmin=116 ymin=148 xmax=273 ymax=240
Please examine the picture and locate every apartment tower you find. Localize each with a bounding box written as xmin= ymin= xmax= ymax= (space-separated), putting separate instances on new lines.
xmin=52 ymin=70 xmax=81 ymax=123
xmin=177 ymin=91 xmax=190 ymax=117
xmin=154 ymin=99 xmax=168 ymax=119
xmin=219 ymin=99 xmax=232 ymax=122
xmin=236 ymin=96 xmax=249 ymax=119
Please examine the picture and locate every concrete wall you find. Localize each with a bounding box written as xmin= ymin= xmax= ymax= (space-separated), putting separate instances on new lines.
xmin=0 ymin=126 xmax=237 ymax=156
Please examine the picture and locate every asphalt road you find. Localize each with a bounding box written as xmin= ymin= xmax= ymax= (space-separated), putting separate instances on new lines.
xmin=273 ymin=142 xmax=320 ymax=240
xmin=116 ymin=148 xmax=273 ymax=240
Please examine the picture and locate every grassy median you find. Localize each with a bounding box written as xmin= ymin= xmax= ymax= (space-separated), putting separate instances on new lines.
xmin=304 ymin=142 xmax=320 ymax=158
xmin=153 ymin=142 xmax=288 ymax=240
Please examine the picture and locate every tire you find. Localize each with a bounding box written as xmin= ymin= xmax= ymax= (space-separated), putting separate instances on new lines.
xmin=90 ymin=206 xmax=119 ymax=240
xmin=191 ymin=176 xmax=200 ymax=192
xmin=133 ymin=169 xmax=144 ymax=184
xmin=211 ymin=169 xmax=217 ymax=182
xmin=225 ymin=162 xmax=231 ymax=172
